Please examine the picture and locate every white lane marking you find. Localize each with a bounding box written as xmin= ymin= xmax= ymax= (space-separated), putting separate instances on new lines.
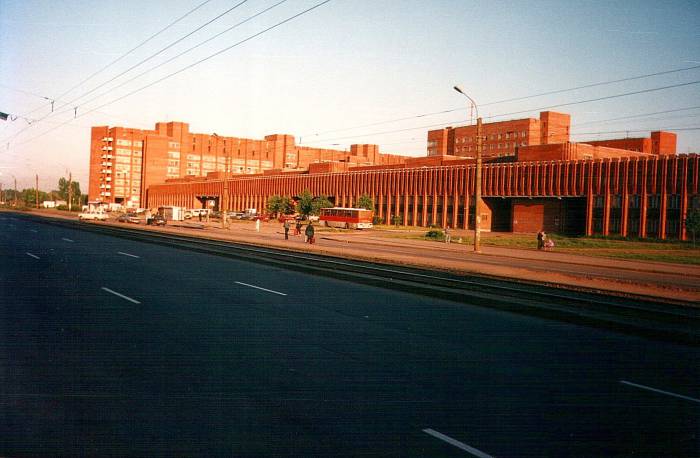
xmin=101 ymin=287 xmax=141 ymax=304
xmin=620 ymin=380 xmax=700 ymax=404
xmin=235 ymin=281 xmax=287 ymax=296
xmin=422 ymin=429 xmax=493 ymax=458
xmin=117 ymin=251 xmax=140 ymax=258
xmin=26 ymin=252 xmax=40 ymax=260
xmin=29 ymin=229 xmax=38 ymax=233
xmin=62 ymin=238 xmax=74 ymax=243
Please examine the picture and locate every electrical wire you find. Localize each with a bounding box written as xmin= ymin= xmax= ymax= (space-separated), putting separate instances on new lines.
xmin=302 ymin=64 xmax=700 ymax=139
xmin=301 ymin=80 xmax=700 ymax=145
xmin=61 ymin=0 xmax=289 ymax=115
xmin=2 ymin=0 xmax=248 ymax=143
xmin=7 ymin=0 xmax=334 ymax=150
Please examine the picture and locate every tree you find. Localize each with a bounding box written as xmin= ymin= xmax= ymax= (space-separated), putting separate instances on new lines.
xmin=266 ymin=195 xmax=294 ymax=217
xmin=56 ymin=177 xmax=82 ymax=210
xmin=21 ymin=188 xmax=50 ymax=207
xmin=686 ymin=208 xmax=700 ymax=247
xmin=297 ymin=190 xmax=314 ymax=218
xmin=297 ymin=189 xmax=332 ymax=218
xmin=311 ymin=195 xmax=333 ymax=216
xmin=357 ymin=194 xmax=374 ymax=211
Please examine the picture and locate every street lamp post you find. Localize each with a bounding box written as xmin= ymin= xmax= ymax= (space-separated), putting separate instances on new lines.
xmin=453 ymin=86 xmax=483 ymax=253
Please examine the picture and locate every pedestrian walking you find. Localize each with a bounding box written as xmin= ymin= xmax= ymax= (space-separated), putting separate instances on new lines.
xmin=536 ymin=230 xmax=544 ymax=250
xmin=305 ymin=221 xmax=315 ymax=244
xmin=283 ymin=219 xmax=290 ymax=240
xmin=255 ymin=217 xmax=261 ymax=232
xmin=198 ymin=211 xmax=202 ymax=222
xmin=444 ymin=226 xmax=451 ymax=243
xmin=295 ymin=220 xmax=302 ymax=236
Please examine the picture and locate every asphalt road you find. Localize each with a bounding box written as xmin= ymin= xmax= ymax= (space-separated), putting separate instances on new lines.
xmin=1 ymin=214 xmax=699 ymax=457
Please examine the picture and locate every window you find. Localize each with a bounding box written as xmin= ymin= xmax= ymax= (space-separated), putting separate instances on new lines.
xmin=168 ymin=141 xmax=180 ymax=149
xmin=116 ymin=139 xmax=131 ymax=146
xmin=116 ymin=148 xmax=131 ymax=156
xmin=133 ymin=141 xmax=143 ymax=147
xmin=521 ymin=131 xmax=526 ymax=138
xmin=168 ymin=151 xmax=180 ymax=159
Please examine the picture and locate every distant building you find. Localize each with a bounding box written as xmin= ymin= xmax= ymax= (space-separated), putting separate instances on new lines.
xmin=89 ymin=121 xmax=407 ymax=207
xmin=427 ymin=111 xmax=676 ymax=161
xmin=42 ymin=200 xmax=67 ymax=208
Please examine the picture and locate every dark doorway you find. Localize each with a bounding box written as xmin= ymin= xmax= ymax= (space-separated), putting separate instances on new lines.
xmin=562 ymin=198 xmax=586 ymax=235
xmin=483 ymin=198 xmax=512 ymax=232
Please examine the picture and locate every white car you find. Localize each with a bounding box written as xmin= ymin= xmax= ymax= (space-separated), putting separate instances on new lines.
xmin=78 ymin=211 xmax=108 ymax=221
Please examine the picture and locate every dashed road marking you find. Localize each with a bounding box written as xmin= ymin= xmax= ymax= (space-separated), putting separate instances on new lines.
xmin=117 ymin=251 xmax=140 ymax=258
xmin=62 ymin=238 xmax=74 ymax=243
xmin=235 ymin=281 xmax=287 ymax=296
xmin=101 ymin=287 xmax=141 ymax=304
xmin=29 ymin=229 xmax=38 ymax=233
xmin=422 ymin=429 xmax=493 ymax=457
xmin=620 ymin=380 xmax=700 ymax=404
xmin=26 ymin=252 xmax=40 ymax=260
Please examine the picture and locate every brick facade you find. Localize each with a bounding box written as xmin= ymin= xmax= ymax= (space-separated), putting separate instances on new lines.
xmin=147 ymin=154 xmax=700 ymax=240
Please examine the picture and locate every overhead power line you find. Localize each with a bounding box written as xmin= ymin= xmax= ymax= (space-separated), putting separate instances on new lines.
xmin=4 ymin=0 xmax=248 ymax=143
xmin=52 ymin=0 xmax=249 ymax=113
xmin=7 ymin=0 xmax=335 ymax=150
xmin=303 ymin=64 xmax=700 ymax=139
xmin=54 ymin=0 xmax=215 ymax=103
xmin=302 ymin=80 xmax=700 ymax=145
xmin=61 ymin=0 xmax=289 ymax=114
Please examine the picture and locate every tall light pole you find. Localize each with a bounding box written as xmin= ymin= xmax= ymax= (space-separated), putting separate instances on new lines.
xmin=11 ymin=174 xmax=17 ymax=207
xmin=214 ymin=134 xmax=228 ymax=229
xmin=454 ymin=85 xmax=483 ymax=253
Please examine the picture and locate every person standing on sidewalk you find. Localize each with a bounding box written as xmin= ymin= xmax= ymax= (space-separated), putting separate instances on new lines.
xmin=444 ymin=226 xmax=451 ymax=243
xmin=255 ymin=217 xmax=261 ymax=233
xmin=283 ymin=219 xmax=290 ymax=240
xmin=305 ymin=221 xmax=315 ymax=244
xmin=295 ymin=220 xmax=302 ymax=236
xmin=537 ymin=230 xmax=545 ymax=250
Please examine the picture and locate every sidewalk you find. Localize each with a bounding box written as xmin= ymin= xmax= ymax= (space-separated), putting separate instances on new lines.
xmin=170 ymin=219 xmax=700 ymax=304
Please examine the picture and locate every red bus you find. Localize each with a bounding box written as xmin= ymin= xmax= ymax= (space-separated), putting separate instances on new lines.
xmin=319 ymin=207 xmax=374 ymax=229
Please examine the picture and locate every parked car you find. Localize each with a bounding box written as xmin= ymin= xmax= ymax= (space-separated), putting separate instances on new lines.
xmin=78 ymin=211 xmax=108 ymax=221
xmin=146 ymin=214 xmax=167 ymax=226
xmin=117 ymin=213 xmax=141 ymax=224
xmin=227 ymin=211 xmax=245 ymax=219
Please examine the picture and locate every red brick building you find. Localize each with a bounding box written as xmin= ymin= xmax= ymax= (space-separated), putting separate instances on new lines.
xmin=147 ymin=153 xmax=699 ymax=240
xmin=89 ymin=121 xmax=407 ymax=207
xmin=428 ymin=111 xmax=572 ymax=159
xmin=91 ymin=113 xmax=698 ymax=240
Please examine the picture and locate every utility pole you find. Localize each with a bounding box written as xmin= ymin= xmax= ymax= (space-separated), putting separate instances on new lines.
xmin=454 ymin=86 xmax=483 ymax=253
xmin=35 ymin=174 xmax=39 ymax=208
xmin=14 ymin=176 xmax=17 ymax=207
xmin=474 ymin=117 xmax=483 ymax=253
xmin=67 ymin=172 xmax=72 ymax=212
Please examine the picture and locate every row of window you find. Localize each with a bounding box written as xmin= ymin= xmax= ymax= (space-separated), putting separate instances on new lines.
xmin=457 ymin=131 xmax=527 ymax=144
xmin=116 ymin=139 xmax=143 ymax=147
xmin=595 ymin=194 xmax=683 ymax=209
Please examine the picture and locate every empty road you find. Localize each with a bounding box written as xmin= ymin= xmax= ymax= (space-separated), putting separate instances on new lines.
xmin=1 ymin=213 xmax=698 ymax=457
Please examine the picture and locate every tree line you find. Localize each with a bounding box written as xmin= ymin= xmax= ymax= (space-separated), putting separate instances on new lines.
xmin=1 ymin=177 xmax=86 ymax=210
xmin=266 ymin=190 xmax=375 ymax=218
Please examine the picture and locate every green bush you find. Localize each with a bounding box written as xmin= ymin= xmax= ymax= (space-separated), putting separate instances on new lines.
xmin=425 ymin=229 xmax=444 ymax=239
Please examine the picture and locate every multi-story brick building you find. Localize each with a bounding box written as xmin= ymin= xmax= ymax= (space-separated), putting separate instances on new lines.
xmin=90 ymin=113 xmax=697 ymax=240
xmin=427 ymin=111 xmax=572 ymax=159
xmin=88 ymin=121 xmax=407 ymax=206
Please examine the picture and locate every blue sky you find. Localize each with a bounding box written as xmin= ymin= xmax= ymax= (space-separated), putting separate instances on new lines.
xmin=1 ymin=0 xmax=699 ymax=189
